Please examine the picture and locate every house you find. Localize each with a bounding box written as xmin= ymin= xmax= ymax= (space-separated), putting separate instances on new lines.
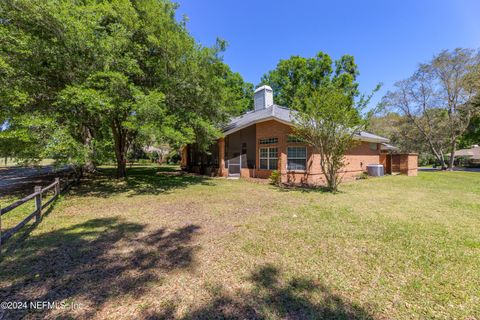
xmin=181 ymin=86 xmax=418 ymax=185
xmin=453 ymin=145 xmax=480 ymax=165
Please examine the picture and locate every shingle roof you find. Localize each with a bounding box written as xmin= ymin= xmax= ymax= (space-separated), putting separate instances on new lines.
xmin=380 ymin=143 xmax=399 ymax=151
xmin=454 ymin=146 xmax=480 ymax=159
xmin=223 ymin=105 xmax=292 ymax=134
xmin=223 ymin=105 xmax=389 ymax=143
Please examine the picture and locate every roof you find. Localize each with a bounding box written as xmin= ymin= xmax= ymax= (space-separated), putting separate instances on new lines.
xmin=454 ymin=146 xmax=480 ymax=159
xmin=381 ymin=143 xmax=399 ymax=151
xmin=223 ymin=105 xmax=389 ymax=143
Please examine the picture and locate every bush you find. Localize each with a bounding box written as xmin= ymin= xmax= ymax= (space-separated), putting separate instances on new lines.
xmin=166 ymin=151 xmax=180 ymax=164
xmin=149 ymin=151 xmax=160 ymax=163
xmin=269 ymin=170 xmax=281 ymax=186
xmin=358 ymin=172 xmax=369 ymax=180
xmin=418 ymin=153 xmax=437 ymax=166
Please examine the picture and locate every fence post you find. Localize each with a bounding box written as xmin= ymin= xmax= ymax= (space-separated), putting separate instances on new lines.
xmin=55 ymin=177 xmax=60 ymax=195
xmin=34 ymin=186 xmax=42 ymax=223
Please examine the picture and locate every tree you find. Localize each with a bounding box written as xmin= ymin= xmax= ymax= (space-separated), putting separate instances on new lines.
xmin=0 ymin=0 xmax=252 ymax=177
xmin=223 ymin=71 xmax=254 ymax=116
xmin=260 ymin=52 xmax=359 ymax=108
xmin=459 ymin=115 xmax=480 ymax=148
xmin=383 ymin=48 xmax=480 ymax=170
xmin=434 ymin=49 xmax=480 ymax=168
xmin=369 ymin=112 xmax=425 ymax=153
xmin=293 ymin=86 xmax=378 ymax=192
xmin=264 ymin=51 xmax=376 ymax=191
xmin=368 ymin=112 xmax=443 ymax=166
xmin=458 ymin=93 xmax=480 ymax=148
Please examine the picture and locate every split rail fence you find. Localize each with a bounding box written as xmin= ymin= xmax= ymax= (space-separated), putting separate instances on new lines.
xmin=0 ymin=172 xmax=80 ymax=246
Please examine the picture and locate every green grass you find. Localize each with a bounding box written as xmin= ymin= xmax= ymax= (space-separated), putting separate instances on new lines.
xmin=0 ymin=167 xmax=479 ymax=319
xmin=0 ymin=158 xmax=54 ymax=168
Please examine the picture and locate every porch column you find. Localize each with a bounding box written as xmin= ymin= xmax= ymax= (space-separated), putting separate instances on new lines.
xmin=218 ymin=138 xmax=226 ymax=177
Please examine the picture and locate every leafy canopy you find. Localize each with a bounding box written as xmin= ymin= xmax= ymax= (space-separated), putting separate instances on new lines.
xmin=268 ymin=52 xmax=381 ymax=191
xmin=293 ymin=84 xmax=379 ymax=192
xmin=260 ymin=52 xmax=359 ymax=108
xmin=0 ymin=0 xmax=253 ymax=176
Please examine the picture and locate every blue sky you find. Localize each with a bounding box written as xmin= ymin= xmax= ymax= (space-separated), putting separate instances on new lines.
xmin=176 ymin=0 xmax=480 ymax=107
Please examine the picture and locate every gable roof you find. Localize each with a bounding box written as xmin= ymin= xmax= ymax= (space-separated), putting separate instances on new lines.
xmin=223 ymin=105 xmax=292 ymax=135
xmin=223 ymin=105 xmax=389 ymax=143
xmin=454 ymin=145 xmax=480 ymax=159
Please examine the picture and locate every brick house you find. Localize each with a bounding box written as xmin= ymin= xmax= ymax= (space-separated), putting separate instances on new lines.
xmin=181 ymin=85 xmax=417 ymax=185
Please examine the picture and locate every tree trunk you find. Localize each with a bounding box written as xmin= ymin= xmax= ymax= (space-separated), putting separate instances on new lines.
xmin=448 ymin=139 xmax=457 ymax=170
xmin=328 ymin=172 xmax=337 ymax=192
xmin=429 ymin=145 xmax=447 ymax=170
xmin=438 ymin=152 xmax=447 ymax=170
xmin=84 ymin=160 xmax=96 ymax=174
xmin=114 ymin=142 xmax=127 ymax=178
xmin=116 ymin=157 xmax=127 ymax=178
xmin=81 ymin=125 xmax=96 ymax=174
xmin=111 ymin=121 xmax=128 ymax=178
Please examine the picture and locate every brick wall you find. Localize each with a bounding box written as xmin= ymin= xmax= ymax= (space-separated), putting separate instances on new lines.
xmin=181 ymin=120 xmax=418 ymax=185
xmin=402 ymin=154 xmax=418 ymax=176
xmin=209 ymin=119 xmax=417 ymax=185
xmin=254 ymin=120 xmax=382 ymax=185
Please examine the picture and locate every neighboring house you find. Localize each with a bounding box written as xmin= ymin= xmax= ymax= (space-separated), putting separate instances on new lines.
xmin=454 ymin=145 xmax=480 ymax=164
xmin=144 ymin=145 xmax=171 ymax=163
xmin=181 ymin=86 xmax=417 ymax=185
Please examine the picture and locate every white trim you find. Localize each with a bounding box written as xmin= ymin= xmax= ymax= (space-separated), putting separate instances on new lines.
xmin=259 ymin=146 xmax=278 ymax=170
xmin=352 ymin=135 xmax=389 ymax=143
xmin=254 ymin=85 xmax=273 ymax=93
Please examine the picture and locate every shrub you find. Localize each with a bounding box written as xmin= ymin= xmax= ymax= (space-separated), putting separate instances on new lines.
xmin=166 ymin=151 xmax=181 ymax=164
xmin=269 ymin=170 xmax=281 ymax=186
xmin=358 ymin=172 xmax=369 ymax=180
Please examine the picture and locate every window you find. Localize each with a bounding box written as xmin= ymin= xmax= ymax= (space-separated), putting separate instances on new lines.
xmin=259 ymin=147 xmax=278 ymax=170
xmin=259 ymin=137 xmax=278 ymax=145
xmin=287 ymin=135 xmax=303 ymax=143
xmin=369 ymin=143 xmax=377 ymax=151
xmin=287 ymin=146 xmax=307 ymax=171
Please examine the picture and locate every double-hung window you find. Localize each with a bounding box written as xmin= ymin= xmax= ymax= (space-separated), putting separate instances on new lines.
xmin=287 ymin=146 xmax=307 ymax=171
xmin=259 ymin=147 xmax=278 ymax=170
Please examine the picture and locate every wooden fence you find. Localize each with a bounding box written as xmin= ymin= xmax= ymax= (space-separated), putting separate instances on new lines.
xmin=0 ymin=171 xmax=80 ymax=246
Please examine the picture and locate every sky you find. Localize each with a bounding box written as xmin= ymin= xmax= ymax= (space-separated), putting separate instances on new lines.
xmin=176 ymin=0 xmax=480 ymax=107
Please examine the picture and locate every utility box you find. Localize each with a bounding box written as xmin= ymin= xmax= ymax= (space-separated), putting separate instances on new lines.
xmin=366 ymin=164 xmax=384 ymax=176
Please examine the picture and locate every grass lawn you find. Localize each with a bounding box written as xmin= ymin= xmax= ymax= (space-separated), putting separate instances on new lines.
xmin=0 ymin=158 xmax=54 ymax=168
xmin=0 ymin=166 xmax=479 ymax=319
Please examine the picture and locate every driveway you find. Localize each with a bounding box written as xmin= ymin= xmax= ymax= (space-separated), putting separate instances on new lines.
xmin=453 ymin=167 xmax=480 ymax=172
xmin=418 ymin=166 xmax=480 ymax=172
xmin=0 ymin=165 xmax=73 ymax=195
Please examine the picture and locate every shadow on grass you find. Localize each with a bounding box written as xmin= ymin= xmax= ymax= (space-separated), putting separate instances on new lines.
xmin=273 ymin=184 xmax=341 ymax=194
xmin=1 ymin=198 xmax=60 ymax=256
xmin=0 ymin=218 xmax=201 ymax=319
xmin=76 ymin=166 xmax=213 ymax=198
xmin=147 ymin=264 xmax=373 ymax=320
